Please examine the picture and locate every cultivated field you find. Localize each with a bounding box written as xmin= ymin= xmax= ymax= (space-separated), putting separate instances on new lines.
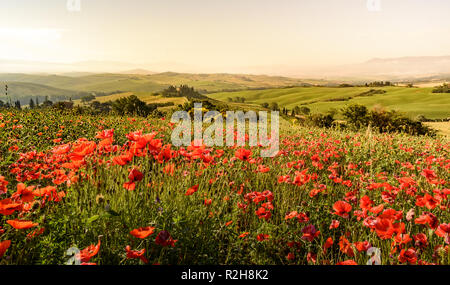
xmin=209 ymin=86 xmax=450 ymax=120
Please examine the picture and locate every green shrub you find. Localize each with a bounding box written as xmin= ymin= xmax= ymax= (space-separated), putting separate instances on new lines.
xmin=341 ymin=104 xmax=369 ymax=129
xmin=432 ymin=84 xmax=450 ymax=93
xmin=342 ymin=104 xmax=435 ymax=136
xmin=304 ymin=113 xmax=334 ymax=128
xmin=112 ymin=95 xmax=156 ymax=117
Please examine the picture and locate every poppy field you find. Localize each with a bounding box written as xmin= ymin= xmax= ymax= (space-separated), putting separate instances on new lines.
xmin=0 ymin=109 xmax=449 ymax=265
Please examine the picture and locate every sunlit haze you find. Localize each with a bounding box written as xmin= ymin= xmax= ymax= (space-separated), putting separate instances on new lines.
xmin=1 ymin=0 xmax=450 ymax=75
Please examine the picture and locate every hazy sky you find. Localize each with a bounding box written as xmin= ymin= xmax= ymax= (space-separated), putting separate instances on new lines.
xmin=1 ymin=0 xmax=449 ymax=72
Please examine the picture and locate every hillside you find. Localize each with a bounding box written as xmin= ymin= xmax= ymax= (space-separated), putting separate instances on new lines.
xmin=208 ymin=86 xmax=450 ymax=119
xmin=0 ymin=82 xmax=89 ymax=105
xmin=73 ymin=91 xmax=188 ymax=108
xmin=73 ymin=91 xmax=265 ymax=112
xmin=0 ymin=72 xmax=312 ymax=94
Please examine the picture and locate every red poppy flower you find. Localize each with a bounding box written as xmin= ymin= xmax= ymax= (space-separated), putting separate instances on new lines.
xmin=286 ymin=252 xmax=295 ymax=261
xmin=130 ymin=226 xmax=156 ymax=239
xmin=77 ymin=239 xmax=101 ymax=263
xmin=156 ymin=144 xmax=175 ymax=162
xmin=113 ymin=151 xmax=134 ymax=166
xmin=416 ymin=194 xmax=440 ymax=210
xmin=293 ymin=169 xmax=310 ymax=186
xmin=0 ymin=240 xmax=11 ymax=259
xmin=69 ymin=141 xmax=97 ymax=161
xmin=336 ymin=260 xmax=358 ymax=265
xmin=33 ymin=186 xmax=57 ymax=197
xmin=123 ymin=168 xmax=143 ymax=191
xmin=329 ymin=220 xmax=340 ymax=229
xmin=296 ymin=212 xmax=310 ymax=223
xmin=11 ymin=183 xmax=35 ymax=203
xmin=379 ymin=208 xmax=403 ymax=221
xmin=323 ymin=237 xmax=333 ymax=252
xmin=339 ymin=236 xmax=355 ymax=257
xmin=359 ymin=195 xmax=373 ymax=211
xmin=301 ymin=225 xmax=320 ymax=242
xmin=185 ymin=184 xmax=199 ymax=196
xmin=27 ymin=227 xmax=45 ymax=240
xmin=257 ymin=234 xmax=270 ymax=241
xmin=155 ymin=230 xmax=177 ymax=247
xmin=421 ymin=168 xmax=437 ymax=182
xmin=235 ymin=148 xmax=252 ymax=161
xmin=354 ymin=241 xmax=371 ymax=252
xmin=0 ymin=198 xmax=22 ymax=215
xmin=255 ymin=206 xmax=272 ymax=220
xmin=239 ymin=232 xmax=249 ymax=238
xmin=128 ymin=168 xmax=143 ymax=181
xmin=125 ymin=246 xmax=148 ymax=264
xmin=332 ymin=201 xmax=352 ymax=218
xmin=374 ymin=217 xmax=395 ymax=240
xmin=415 ymin=212 xmax=439 ymax=229
xmin=413 ymin=233 xmax=428 ymax=249
xmin=0 ymin=176 xmax=8 ymax=195
xmin=7 ymin=219 xmax=38 ymax=230
xmin=307 ymin=252 xmax=317 ymax=264
xmin=393 ymin=233 xmax=411 ymax=250
xmin=285 ymin=211 xmax=298 ymax=220
xmin=435 ymin=223 xmax=450 ymax=244
xmin=256 ymin=165 xmax=270 ymax=173
xmin=95 ymin=129 xmax=114 ymax=139
xmin=370 ymin=204 xmax=384 ymax=214
xmin=398 ymin=248 xmax=417 ymax=264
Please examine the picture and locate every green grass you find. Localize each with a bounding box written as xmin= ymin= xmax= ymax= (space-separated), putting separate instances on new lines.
xmin=208 ymin=86 xmax=450 ymax=119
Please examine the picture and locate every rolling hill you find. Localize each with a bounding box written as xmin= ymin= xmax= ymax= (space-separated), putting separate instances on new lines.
xmin=2 ymin=72 xmax=449 ymax=121
xmin=0 ymin=72 xmax=313 ymax=95
xmin=73 ymin=91 xmax=265 ymax=113
xmin=72 ymin=92 xmax=188 ymax=107
xmin=0 ymin=82 xmax=90 ymax=105
xmin=0 ymin=72 xmax=316 ymax=106
xmin=208 ymin=86 xmax=450 ymax=119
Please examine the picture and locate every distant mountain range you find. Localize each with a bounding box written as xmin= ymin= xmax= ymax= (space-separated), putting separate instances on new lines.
xmin=314 ymin=56 xmax=450 ymax=80
xmin=1 ymin=56 xmax=450 ymax=81
xmin=118 ymin=69 xmax=156 ymax=75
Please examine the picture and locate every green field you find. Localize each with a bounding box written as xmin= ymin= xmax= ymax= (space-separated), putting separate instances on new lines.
xmin=74 ymin=91 xmax=267 ymax=113
xmin=0 ymin=72 xmax=314 ymax=95
xmin=73 ymin=92 xmax=187 ymax=105
xmin=1 ymin=82 xmax=79 ymax=99
xmin=208 ymin=86 xmax=450 ymax=119
xmin=3 ymin=72 xmax=450 ymax=120
xmin=72 ymin=92 xmax=189 ymax=112
xmin=0 ymin=72 xmax=319 ymax=106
